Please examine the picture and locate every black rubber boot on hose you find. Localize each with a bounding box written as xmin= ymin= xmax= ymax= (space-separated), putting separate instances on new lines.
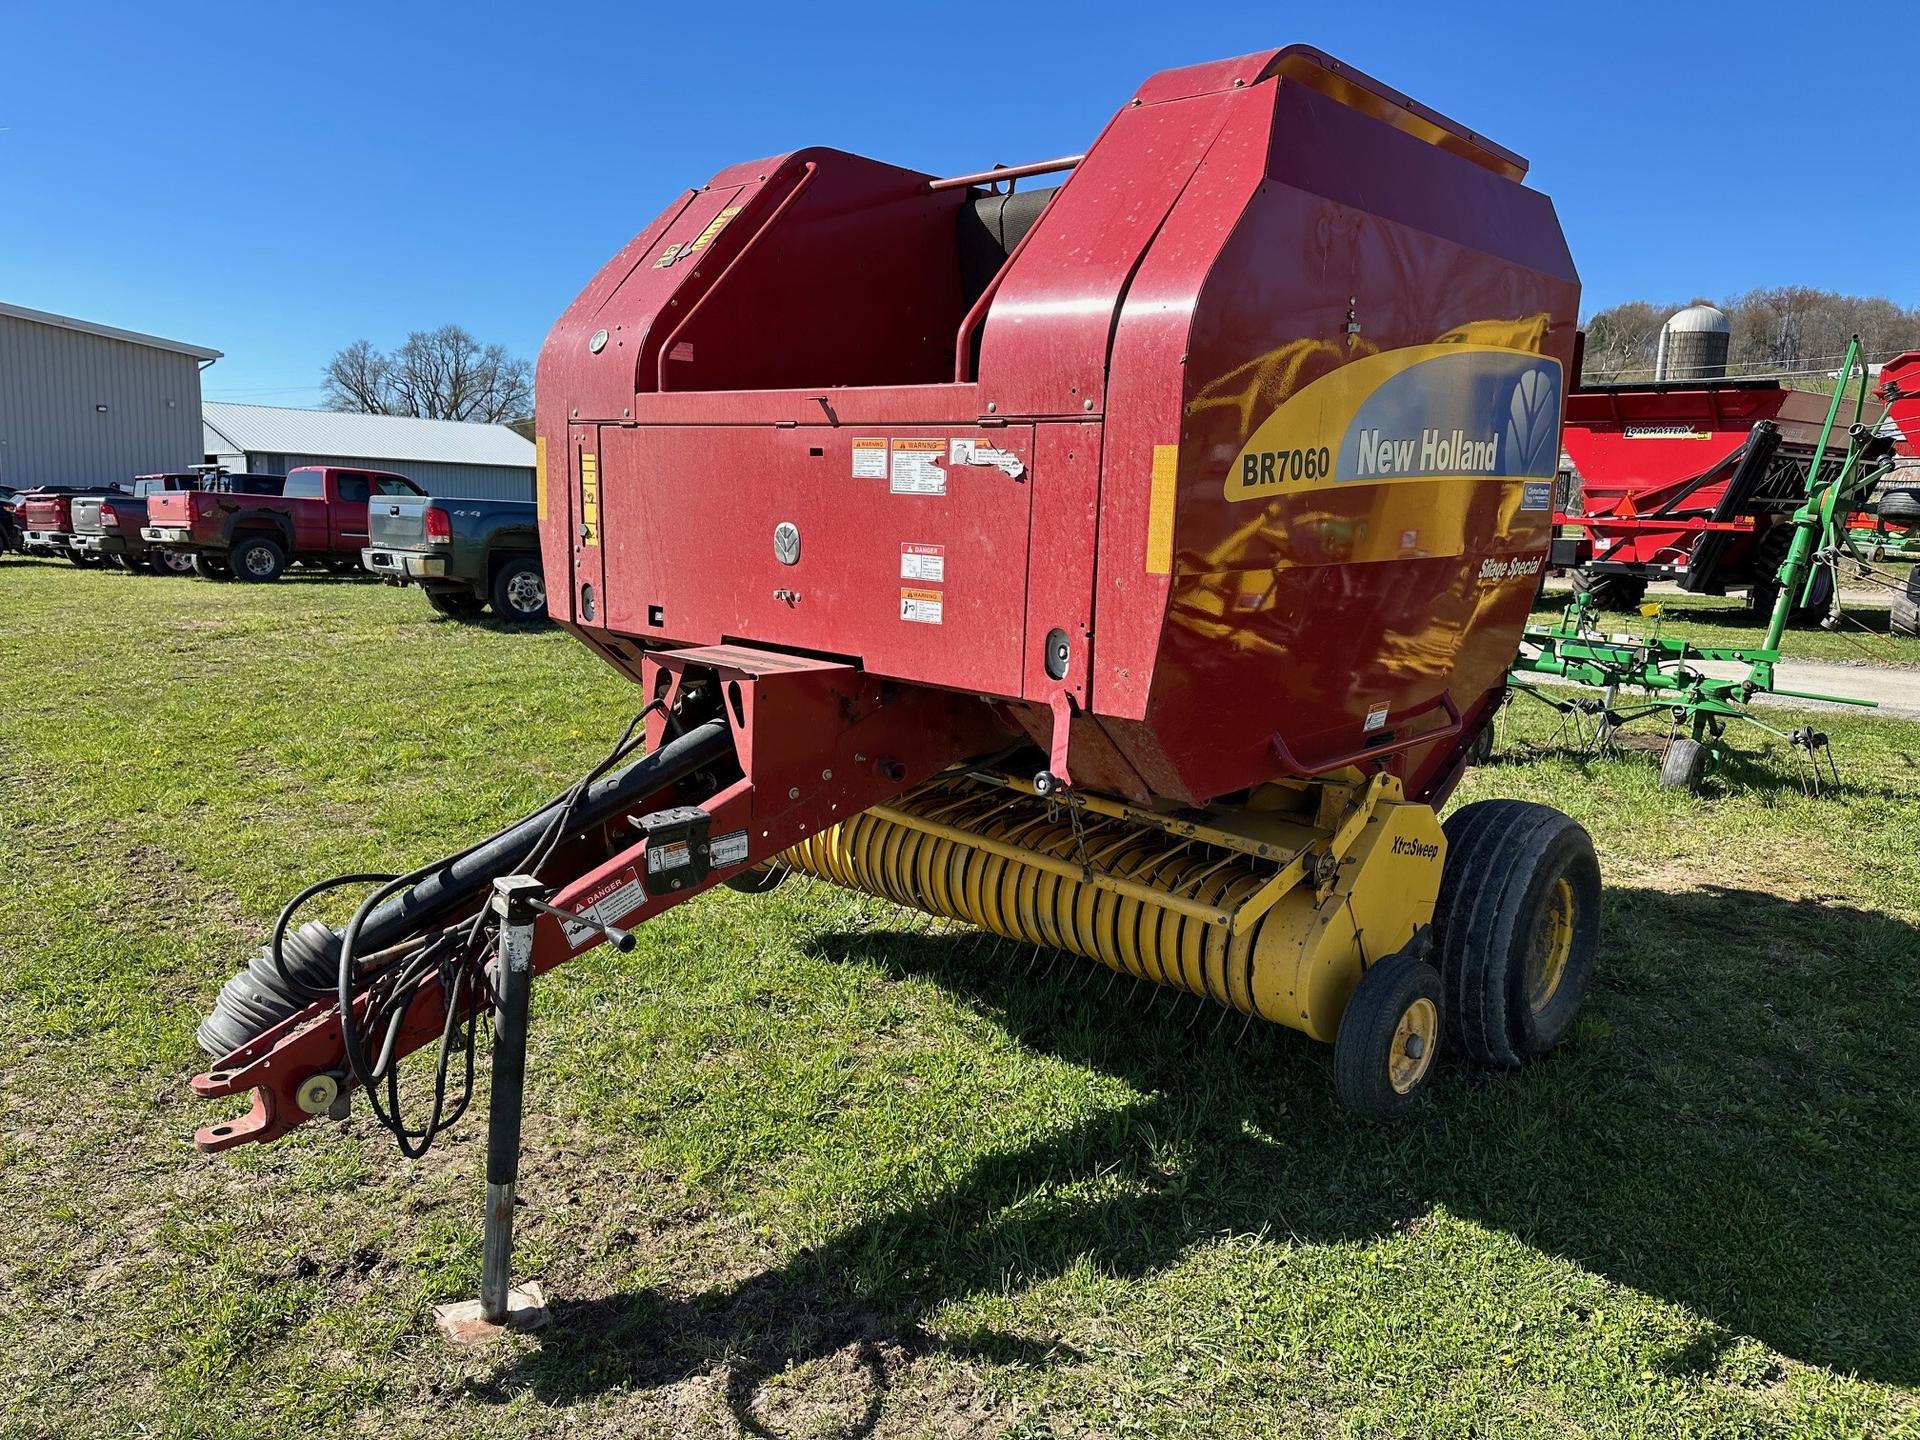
xmin=1433 ymin=800 xmax=1601 ymax=1068
xmin=196 ymin=921 xmax=343 ymax=1057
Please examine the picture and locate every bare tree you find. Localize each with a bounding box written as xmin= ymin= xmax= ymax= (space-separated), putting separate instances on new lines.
xmin=323 ymin=325 xmax=532 ymax=423
xmin=1582 ymin=300 xmax=1670 ymax=381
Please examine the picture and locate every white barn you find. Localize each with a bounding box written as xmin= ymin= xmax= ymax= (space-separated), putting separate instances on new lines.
xmin=202 ymin=403 xmax=535 ymax=502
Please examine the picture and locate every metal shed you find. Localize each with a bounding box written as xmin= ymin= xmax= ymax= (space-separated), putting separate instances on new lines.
xmin=0 ymin=302 xmax=220 ymax=491
xmin=202 ymin=403 xmax=535 ymax=502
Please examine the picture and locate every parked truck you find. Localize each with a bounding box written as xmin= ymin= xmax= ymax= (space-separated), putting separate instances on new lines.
xmin=360 ymin=495 xmax=547 ymax=620
xmin=71 ymin=473 xmax=284 ymax=573
xmin=17 ymin=485 xmax=126 ymax=562
xmin=142 ymin=465 xmax=424 ymax=581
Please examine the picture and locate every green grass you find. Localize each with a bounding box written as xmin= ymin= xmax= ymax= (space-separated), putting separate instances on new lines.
xmin=3 ymin=557 xmax=1919 ymax=1439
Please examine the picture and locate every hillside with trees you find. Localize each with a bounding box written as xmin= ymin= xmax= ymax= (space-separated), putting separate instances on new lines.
xmin=1583 ymin=288 xmax=1920 ymax=383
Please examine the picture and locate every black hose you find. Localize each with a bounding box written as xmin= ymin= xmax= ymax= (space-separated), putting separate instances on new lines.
xmin=196 ymin=715 xmax=735 ymax=1065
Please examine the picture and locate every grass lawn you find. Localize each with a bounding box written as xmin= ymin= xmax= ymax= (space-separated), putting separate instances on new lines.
xmin=3 ymin=558 xmax=1918 ymax=1440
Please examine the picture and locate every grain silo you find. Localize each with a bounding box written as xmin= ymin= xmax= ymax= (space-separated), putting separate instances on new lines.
xmin=1655 ymin=303 xmax=1731 ymax=381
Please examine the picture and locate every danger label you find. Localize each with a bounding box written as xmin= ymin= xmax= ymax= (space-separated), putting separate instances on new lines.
xmin=900 ymin=588 xmax=944 ymax=624
xmin=851 ymin=437 xmax=888 ymax=479
xmin=890 ymin=438 xmax=946 ymax=495
xmin=900 ymin=543 xmax=945 ymax=582
xmin=561 ymin=868 xmax=644 ymax=948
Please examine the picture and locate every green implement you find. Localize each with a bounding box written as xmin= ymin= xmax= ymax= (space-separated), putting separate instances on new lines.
xmin=1507 ymin=336 xmax=1897 ymax=792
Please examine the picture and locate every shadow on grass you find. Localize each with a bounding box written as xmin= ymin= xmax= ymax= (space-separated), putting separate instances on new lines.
xmin=490 ymin=885 xmax=1920 ymax=1429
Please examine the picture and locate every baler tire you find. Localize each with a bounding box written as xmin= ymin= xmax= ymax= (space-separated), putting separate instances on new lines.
xmin=1434 ymin=800 xmax=1599 ymax=1068
xmin=230 ymin=535 xmax=286 ymax=583
xmin=191 ymin=553 xmax=231 ymax=581
xmin=1332 ymin=948 xmax=1444 ymax=1119
xmin=1570 ymin=570 xmax=1647 ymax=612
xmin=1891 ymin=570 xmax=1920 ymax=640
xmin=1659 ymin=738 xmax=1708 ymax=791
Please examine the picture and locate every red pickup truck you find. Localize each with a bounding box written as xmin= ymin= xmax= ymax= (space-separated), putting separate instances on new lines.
xmin=143 ymin=465 xmax=425 ymax=581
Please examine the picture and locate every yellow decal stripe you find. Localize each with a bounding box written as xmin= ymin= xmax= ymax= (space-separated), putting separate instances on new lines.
xmin=580 ymin=451 xmax=599 ymax=547
xmin=1145 ymin=444 xmax=1179 ymax=575
xmin=535 ymin=435 xmax=548 ymax=523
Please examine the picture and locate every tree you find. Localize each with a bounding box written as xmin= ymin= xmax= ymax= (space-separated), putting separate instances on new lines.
xmin=1583 ymin=288 xmax=1920 ymax=382
xmin=323 ymin=325 xmax=532 ymax=424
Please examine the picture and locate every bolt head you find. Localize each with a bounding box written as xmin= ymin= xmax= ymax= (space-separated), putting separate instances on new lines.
xmin=788 ymin=787 xmax=801 ymax=800
xmin=295 ymin=1073 xmax=341 ymax=1116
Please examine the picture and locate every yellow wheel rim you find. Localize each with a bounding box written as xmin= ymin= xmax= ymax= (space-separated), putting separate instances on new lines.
xmin=1528 ymin=876 xmax=1576 ymax=1014
xmin=1389 ymin=997 xmax=1439 ymax=1095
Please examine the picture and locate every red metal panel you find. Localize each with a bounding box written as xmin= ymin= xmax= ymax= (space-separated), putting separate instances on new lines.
xmin=973 ymin=93 xmax=1236 ymax=418
xmin=1882 ymin=352 xmax=1919 ymax=456
xmin=1020 ymin=422 xmax=1101 ymax=706
xmin=1108 ymin=73 xmax=1578 ymax=802
xmin=568 ymin=424 xmax=603 ymax=620
xmin=595 ymin=422 xmax=1035 ymax=698
xmin=1091 ymin=78 xmax=1273 ymax=727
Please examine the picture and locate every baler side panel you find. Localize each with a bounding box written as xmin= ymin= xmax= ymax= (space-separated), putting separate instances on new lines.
xmin=1020 ymin=423 xmax=1101 ymax=708
xmin=1091 ymin=78 xmax=1276 ymax=730
xmin=595 ymin=423 xmax=1036 ymax=697
xmin=973 ymin=92 xmax=1237 ymax=419
xmin=1124 ymin=76 xmax=1579 ymax=804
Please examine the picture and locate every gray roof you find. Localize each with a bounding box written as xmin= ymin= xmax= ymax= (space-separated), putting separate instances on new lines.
xmin=203 ymin=402 xmax=535 ymax=468
xmin=0 ymin=300 xmax=223 ymax=361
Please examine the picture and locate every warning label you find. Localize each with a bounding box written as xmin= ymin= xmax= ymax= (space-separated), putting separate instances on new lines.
xmin=890 ymin=438 xmax=946 ymax=495
xmin=711 ymin=828 xmax=749 ymax=867
xmin=900 ymin=588 xmax=944 ymax=624
xmin=900 ymin=543 xmax=945 ymax=582
xmin=852 ymin=437 xmax=888 ymax=479
xmin=561 ymin=868 xmax=644 ymax=948
xmin=1364 ymin=702 xmax=1390 ymax=734
xmin=950 ymin=437 xmax=1025 ymax=478
xmin=645 ymin=839 xmax=691 ymax=875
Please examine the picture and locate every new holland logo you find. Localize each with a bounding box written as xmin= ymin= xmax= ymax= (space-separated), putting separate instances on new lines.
xmin=1226 ymin=345 xmax=1562 ymax=502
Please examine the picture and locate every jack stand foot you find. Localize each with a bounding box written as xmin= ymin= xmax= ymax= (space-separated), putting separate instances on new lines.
xmin=433 ymin=1281 xmax=550 ymax=1344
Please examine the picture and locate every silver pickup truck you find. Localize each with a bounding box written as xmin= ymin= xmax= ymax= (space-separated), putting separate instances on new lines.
xmin=361 ymin=495 xmax=546 ymax=621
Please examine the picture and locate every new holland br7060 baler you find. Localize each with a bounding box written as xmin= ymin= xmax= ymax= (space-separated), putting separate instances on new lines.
xmin=194 ymin=48 xmax=1598 ymax=1312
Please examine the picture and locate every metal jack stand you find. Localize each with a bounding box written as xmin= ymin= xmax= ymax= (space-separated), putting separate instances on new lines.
xmin=434 ymin=874 xmax=551 ymax=1343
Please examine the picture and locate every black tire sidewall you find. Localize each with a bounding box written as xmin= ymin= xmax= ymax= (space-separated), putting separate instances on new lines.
xmin=1499 ymin=825 xmax=1600 ymax=1059
xmin=1660 ymin=738 xmax=1707 ymax=789
xmin=490 ymin=557 xmax=547 ymax=620
xmin=1333 ymin=949 xmax=1444 ymax=1119
xmin=230 ymin=536 xmax=285 ymax=582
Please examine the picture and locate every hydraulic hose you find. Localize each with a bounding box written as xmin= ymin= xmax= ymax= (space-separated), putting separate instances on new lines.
xmin=196 ymin=717 xmax=734 ymax=1058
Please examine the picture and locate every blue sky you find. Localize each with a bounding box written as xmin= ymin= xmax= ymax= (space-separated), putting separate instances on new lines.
xmin=4 ymin=1 xmax=1913 ymax=406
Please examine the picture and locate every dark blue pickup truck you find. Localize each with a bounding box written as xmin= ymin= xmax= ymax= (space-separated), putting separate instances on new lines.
xmin=360 ymin=495 xmax=546 ymax=621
